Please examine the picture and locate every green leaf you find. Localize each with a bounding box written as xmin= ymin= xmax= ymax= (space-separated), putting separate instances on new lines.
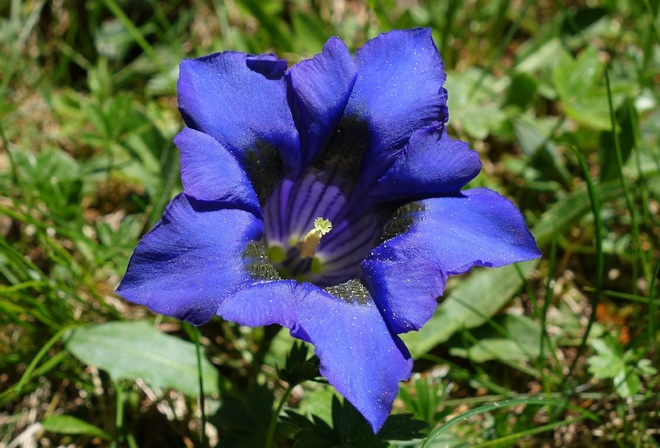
xmin=286 ymin=398 xmax=425 ymax=448
xmin=613 ymin=370 xmax=641 ymax=398
xmin=235 ymin=0 xmax=293 ymax=51
xmin=402 ymin=261 xmax=538 ymax=358
xmin=332 ymin=397 xmax=388 ymax=448
xmin=587 ymin=335 xmax=657 ymax=399
xmin=513 ymin=114 xmax=572 ymax=185
xmin=560 ymin=7 xmax=608 ymax=37
xmin=552 ymin=47 xmax=608 ymax=129
xmin=588 ymin=337 xmax=626 ymax=379
xmin=377 ymin=413 xmax=428 ymax=441
xmin=586 ymin=335 xmax=646 ymax=398
xmin=293 ymin=429 xmax=338 ymax=448
xmin=531 ymin=181 xmax=622 ymax=247
xmin=296 ymin=387 xmax=338 ymax=426
xmin=277 ymin=341 xmax=320 ymax=385
xmin=209 ymin=383 xmax=275 ymax=447
xmin=552 ymin=47 xmax=629 ymax=130
xmin=446 ymin=67 xmax=507 ymax=139
xmin=637 ymin=359 xmax=658 ymax=376
xmin=504 ymin=72 xmax=538 ymax=110
xmin=449 ymin=314 xmax=543 ymax=362
xmin=598 ymin=97 xmax=636 ymax=182
xmin=402 ymin=172 xmax=621 ymax=359
xmin=41 ymin=415 xmax=111 ymax=440
xmin=66 ymin=321 xmax=219 ymax=396
xmin=398 ymin=375 xmax=448 ymax=424
xmin=291 ymin=12 xmax=328 ymax=54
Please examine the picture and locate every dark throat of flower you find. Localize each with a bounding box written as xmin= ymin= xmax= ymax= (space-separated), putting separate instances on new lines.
xmin=249 ymin=115 xmax=424 ymax=293
xmin=260 ymin=116 xmax=383 ymax=287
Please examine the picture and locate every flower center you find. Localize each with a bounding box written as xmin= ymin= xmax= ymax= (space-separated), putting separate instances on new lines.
xmin=263 ymin=169 xmax=382 ymax=287
xmin=260 ymin=115 xmax=392 ymax=287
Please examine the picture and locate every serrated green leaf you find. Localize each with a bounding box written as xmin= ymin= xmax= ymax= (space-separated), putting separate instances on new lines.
xmin=637 ymin=359 xmax=657 ymax=376
xmin=378 ymin=414 xmax=427 ymax=441
xmin=587 ymin=337 xmax=626 ymax=380
xmin=209 ymin=383 xmax=274 ymax=447
xmin=41 ymin=415 xmax=111 ymax=440
xmin=613 ymin=370 xmax=641 ymax=398
xmin=293 ymin=429 xmax=338 ymax=448
xmin=289 ymin=398 xmax=424 ymax=448
xmin=278 ymin=340 xmax=320 ymax=385
xmin=333 ymin=396 xmax=386 ymax=447
xmin=66 ymin=321 xmax=219 ymax=396
xmin=282 ymin=410 xmax=317 ymax=432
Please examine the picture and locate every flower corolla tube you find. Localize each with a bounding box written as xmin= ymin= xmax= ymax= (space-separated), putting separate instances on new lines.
xmin=117 ymin=28 xmax=541 ymax=432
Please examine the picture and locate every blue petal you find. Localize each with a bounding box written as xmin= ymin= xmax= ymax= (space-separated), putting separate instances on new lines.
xmin=178 ymin=52 xmax=300 ymax=173
xmin=246 ymin=54 xmax=288 ymax=78
xmin=116 ymin=194 xmax=264 ymax=325
xmin=216 ymin=280 xmax=298 ymax=328
xmin=292 ymin=283 xmax=413 ymax=432
xmin=364 ymin=189 xmax=540 ymax=333
xmin=416 ymin=189 xmax=541 ymax=274
xmin=214 ymin=278 xmax=414 ymax=431
xmin=343 ymin=28 xmax=449 ymax=187
xmin=175 ymin=127 xmax=261 ymax=218
xmin=367 ymin=125 xmax=481 ymax=202
xmin=362 ymin=245 xmax=447 ymax=334
xmin=286 ymin=37 xmax=357 ymax=171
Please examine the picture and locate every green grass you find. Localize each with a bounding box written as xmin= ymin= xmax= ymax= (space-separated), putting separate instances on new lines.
xmin=1 ymin=0 xmax=659 ymax=446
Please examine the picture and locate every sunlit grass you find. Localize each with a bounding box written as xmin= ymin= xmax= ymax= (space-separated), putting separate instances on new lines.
xmin=1 ymin=0 xmax=659 ymax=446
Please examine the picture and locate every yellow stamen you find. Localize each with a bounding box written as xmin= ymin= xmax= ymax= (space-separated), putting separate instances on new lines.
xmin=297 ymin=217 xmax=332 ymax=259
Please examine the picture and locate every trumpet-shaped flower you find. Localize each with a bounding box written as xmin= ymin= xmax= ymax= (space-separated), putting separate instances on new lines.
xmin=117 ymin=28 xmax=541 ymax=432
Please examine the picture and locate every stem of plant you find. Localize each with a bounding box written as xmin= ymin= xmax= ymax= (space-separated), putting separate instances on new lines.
xmin=194 ymin=326 xmax=208 ymax=448
xmin=265 ymin=383 xmax=295 ymax=448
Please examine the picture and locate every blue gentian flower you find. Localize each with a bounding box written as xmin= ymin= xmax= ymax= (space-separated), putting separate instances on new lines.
xmin=117 ymin=28 xmax=541 ymax=432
